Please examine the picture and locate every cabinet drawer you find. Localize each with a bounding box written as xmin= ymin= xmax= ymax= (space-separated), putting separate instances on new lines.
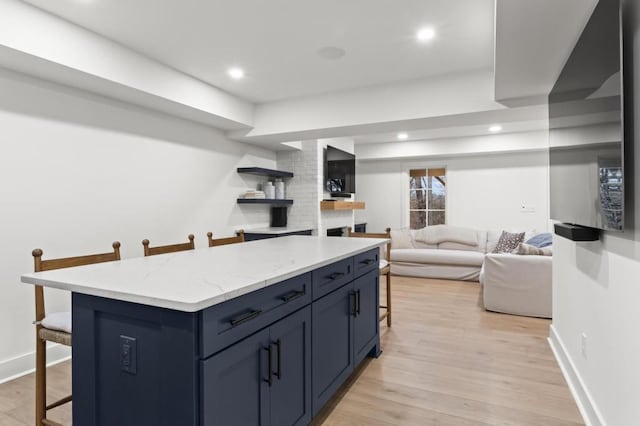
xmin=353 ymin=248 xmax=380 ymax=278
xmin=200 ymin=273 xmax=311 ymax=358
xmin=311 ymin=257 xmax=353 ymax=300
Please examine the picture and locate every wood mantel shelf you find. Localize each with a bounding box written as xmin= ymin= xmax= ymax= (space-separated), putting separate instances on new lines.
xmin=320 ymin=201 xmax=365 ymax=211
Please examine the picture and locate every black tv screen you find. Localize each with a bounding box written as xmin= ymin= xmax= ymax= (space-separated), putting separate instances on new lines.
xmin=325 ymin=145 xmax=355 ymax=196
xmin=549 ymin=0 xmax=624 ymax=231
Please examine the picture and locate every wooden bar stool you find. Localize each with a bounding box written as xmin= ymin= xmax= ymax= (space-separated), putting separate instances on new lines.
xmin=142 ymin=234 xmax=195 ymax=256
xmin=347 ymin=227 xmax=392 ymax=327
xmin=32 ymin=242 xmax=121 ymax=426
xmin=207 ymin=230 xmax=245 ymax=247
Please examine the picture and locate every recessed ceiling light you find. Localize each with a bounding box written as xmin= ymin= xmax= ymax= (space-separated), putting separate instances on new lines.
xmin=416 ymin=27 xmax=436 ymax=43
xmin=228 ymin=67 xmax=245 ymax=80
xmin=489 ymin=125 xmax=503 ymax=133
xmin=397 ymin=132 xmax=409 ymax=140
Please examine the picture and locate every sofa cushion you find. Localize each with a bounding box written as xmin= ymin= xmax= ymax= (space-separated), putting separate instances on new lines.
xmin=514 ymin=242 xmax=552 ymax=256
xmin=408 ymin=229 xmax=437 ymax=249
xmin=525 ymin=232 xmax=553 ymax=248
xmin=493 ymin=231 xmax=525 ymax=253
xmin=439 ymin=234 xmax=487 ymax=253
xmin=391 ymin=249 xmax=485 ymax=267
xmin=414 ymin=225 xmax=478 ymax=246
xmin=390 ymin=228 xmax=413 ymax=249
xmin=487 ymin=229 xmax=535 ymax=253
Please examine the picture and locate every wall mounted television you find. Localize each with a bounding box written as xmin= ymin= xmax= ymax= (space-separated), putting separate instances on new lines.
xmin=324 ymin=145 xmax=356 ymax=197
xmin=549 ymin=0 xmax=625 ymax=235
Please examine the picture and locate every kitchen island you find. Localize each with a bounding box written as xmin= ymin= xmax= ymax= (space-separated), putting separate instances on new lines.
xmin=21 ymin=236 xmax=387 ymax=426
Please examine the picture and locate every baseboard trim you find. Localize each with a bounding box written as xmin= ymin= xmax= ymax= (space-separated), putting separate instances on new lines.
xmin=548 ymin=325 xmax=605 ymax=426
xmin=0 ymin=344 xmax=71 ymax=385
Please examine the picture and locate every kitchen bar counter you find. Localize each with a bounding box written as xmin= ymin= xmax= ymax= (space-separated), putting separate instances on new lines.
xmin=21 ymin=236 xmax=384 ymax=311
xmin=21 ymin=235 xmax=387 ymax=426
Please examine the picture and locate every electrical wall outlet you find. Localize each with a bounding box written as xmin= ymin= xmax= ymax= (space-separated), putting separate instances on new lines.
xmin=580 ymin=332 xmax=588 ymax=359
xmin=120 ymin=335 xmax=137 ymax=375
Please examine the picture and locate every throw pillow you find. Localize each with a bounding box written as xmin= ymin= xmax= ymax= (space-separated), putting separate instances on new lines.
xmin=493 ymin=231 xmax=525 ymax=253
xmin=525 ymin=232 xmax=553 ymax=248
xmin=514 ymin=242 xmax=553 ymax=256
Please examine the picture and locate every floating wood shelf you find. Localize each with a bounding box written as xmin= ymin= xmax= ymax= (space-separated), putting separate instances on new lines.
xmin=237 ymin=199 xmax=294 ymax=206
xmin=237 ymin=167 xmax=294 ymax=178
xmin=320 ymin=201 xmax=365 ymax=211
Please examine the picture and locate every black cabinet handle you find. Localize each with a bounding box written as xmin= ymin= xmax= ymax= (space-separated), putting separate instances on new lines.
xmin=264 ymin=346 xmax=273 ymax=387
xmin=229 ymin=309 xmax=261 ymax=327
xmin=356 ymin=290 xmax=361 ymax=316
xmin=359 ymin=259 xmax=375 ymax=265
xmin=280 ymin=290 xmax=305 ymax=303
xmin=327 ymin=271 xmax=345 ymax=281
xmin=274 ymin=339 xmax=282 ymax=380
xmin=350 ymin=291 xmax=357 ymax=317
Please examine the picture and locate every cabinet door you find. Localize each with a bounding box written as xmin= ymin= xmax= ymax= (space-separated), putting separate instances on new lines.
xmin=353 ymin=269 xmax=380 ymax=365
xmin=311 ymin=283 xmax=354 ymax=416
xmin=269 ymin=307 xmax=312 ymax=426
xmin=201 ymin=329 xmax=270 ymax=426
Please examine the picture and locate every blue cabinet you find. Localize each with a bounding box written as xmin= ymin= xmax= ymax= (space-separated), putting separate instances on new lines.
xmin=353 ymin=270 xmax=380 ymax=365
xmin=311 ymin=283 xmax=354 ymax=415
xmin=269 ymin=307 xmax=312 ymax=426
xmin=311 ymin=268 xmax=379 ymax=415
xmin=201 ymin=306 xmax=311 ymax=426
xmin=201 ymin=328 xmax=270 ymax=426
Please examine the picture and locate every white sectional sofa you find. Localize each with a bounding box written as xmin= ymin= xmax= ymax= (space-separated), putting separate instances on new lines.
xmin=390 ymin=226 xmax=495 ymax=281
xmin=389 ymin=225 xmax=553 ymax=318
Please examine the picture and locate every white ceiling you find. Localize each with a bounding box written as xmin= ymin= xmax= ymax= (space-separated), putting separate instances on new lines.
xmin=21 ymin=0 xmax=495 ymax=103
xmin=354 ymin=120 xmax=548 ymax=144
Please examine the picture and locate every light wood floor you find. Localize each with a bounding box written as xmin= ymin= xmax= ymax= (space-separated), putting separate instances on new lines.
xmin=0 ymin=277 xmax=583 ymax=426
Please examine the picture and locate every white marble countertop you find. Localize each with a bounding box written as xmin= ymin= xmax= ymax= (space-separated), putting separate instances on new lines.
xmin=244 ymin=226 xmax=313 ymax=235
xmin=21 ymin=236 xmax=386 ymax=312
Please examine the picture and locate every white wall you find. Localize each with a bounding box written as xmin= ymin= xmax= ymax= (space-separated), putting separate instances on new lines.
xmin=549 ymin=1 xmax=640 ymax=424
xmin=0 ymin=68 xmax=276 ymax=382
xmin=355 ymin=141 xmax=549 ymax=234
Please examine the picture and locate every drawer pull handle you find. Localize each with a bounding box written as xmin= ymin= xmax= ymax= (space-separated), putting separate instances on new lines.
xmin=356 ymin=289 xmax=361 ymax=316
xmin=327 ymin=271 xmax=345 ymax=281
xmin=274 ymin=339 xmax=282 ymax=380
xmin=350 ymin=291 xmax=357 ymax=316
xmin=264 ymin=346 xmax=273 ymax=387
xmin=280 ymin=290 xmax=305 ymax=303
xmin=229 ymin=309 xmax=262 ymax=327
xmin=359 ymin=259 xmax=375 ymax=265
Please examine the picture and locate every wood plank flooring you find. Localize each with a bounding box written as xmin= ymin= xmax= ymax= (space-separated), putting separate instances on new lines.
xmin=0 ymin=276 xmax=583 ymax=426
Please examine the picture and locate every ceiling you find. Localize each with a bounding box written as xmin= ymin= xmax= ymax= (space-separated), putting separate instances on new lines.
xmin=355 ymin=120 xmax=548 ymax=144
xmin=21 ymin=0 xmax=495 ymax=103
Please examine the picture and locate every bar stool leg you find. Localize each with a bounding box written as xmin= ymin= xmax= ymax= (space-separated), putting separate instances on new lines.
xmin=386 ymin=272 xmax=392 ymax=327
xmin=35 ymin=333 xmax=46 ymax=426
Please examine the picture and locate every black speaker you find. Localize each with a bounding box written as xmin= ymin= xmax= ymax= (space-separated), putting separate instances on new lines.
xmin=270 ymin=207 xmax=288 ymax=228
xmin=553 ymin=223 xmax=600 ymax=241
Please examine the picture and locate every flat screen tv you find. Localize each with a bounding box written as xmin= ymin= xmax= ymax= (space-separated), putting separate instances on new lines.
xmin=549 ymin=0 xmax=624 ymax=232
xmin=325 ymin=145 xmax=356 ymax=197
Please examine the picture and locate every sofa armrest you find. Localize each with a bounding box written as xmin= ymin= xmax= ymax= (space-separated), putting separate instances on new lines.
xmin=481 ymin=253 xmax=552 ymax=318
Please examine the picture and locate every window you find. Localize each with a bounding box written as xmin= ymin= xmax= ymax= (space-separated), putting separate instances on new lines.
xmin=409 ymin=168 xmax=446 ymax=229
